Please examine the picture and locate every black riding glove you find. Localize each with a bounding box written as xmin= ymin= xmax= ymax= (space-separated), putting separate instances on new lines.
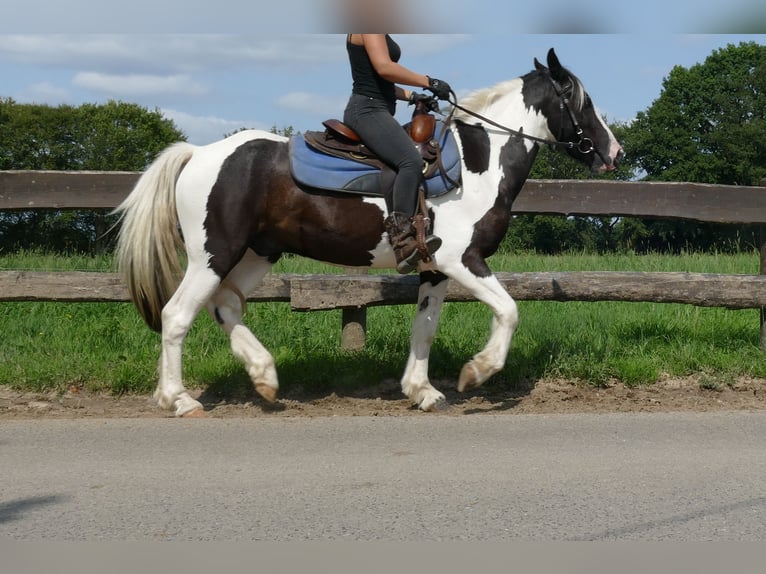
xmin=427 ymin=76 xmax=452 ymax=101
xmin=408 ymin=92 xmax=440 ymax=112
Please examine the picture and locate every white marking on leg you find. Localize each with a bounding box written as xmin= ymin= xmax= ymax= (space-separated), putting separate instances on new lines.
xmin=401 ymin=278 xmax=449 ymax=410
xmin=156 ymin=264 xmax=221 ymax=416
xmin=206 ymin=251 xmax=279 ymax=402
xmin=442 ymin=265 xmax=519 ymax=391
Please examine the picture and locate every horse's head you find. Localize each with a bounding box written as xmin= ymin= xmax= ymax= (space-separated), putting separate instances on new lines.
xmin=528 ymin=48 xmax=624 ymax=173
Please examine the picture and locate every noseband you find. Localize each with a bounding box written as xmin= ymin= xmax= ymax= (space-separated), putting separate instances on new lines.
xmin=446 ymin=74 xmax=596 ymax=156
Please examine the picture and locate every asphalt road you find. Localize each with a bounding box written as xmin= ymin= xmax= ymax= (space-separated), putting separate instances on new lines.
xmin=2 ymin=412 xmax=765 ymax=541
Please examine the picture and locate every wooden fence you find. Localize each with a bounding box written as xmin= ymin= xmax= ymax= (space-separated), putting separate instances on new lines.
xmin=2 ymin=171 xmax=766 ymax=350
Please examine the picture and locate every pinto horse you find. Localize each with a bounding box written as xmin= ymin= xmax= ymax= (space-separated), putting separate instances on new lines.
xmin=114 ymin=48 xmax=623 ymax=417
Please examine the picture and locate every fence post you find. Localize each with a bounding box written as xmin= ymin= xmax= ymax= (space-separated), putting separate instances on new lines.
xmin=761 ymin=179 xmax=766 ymax=352
xmin=341 ymin=268 xmax=368 ymax=351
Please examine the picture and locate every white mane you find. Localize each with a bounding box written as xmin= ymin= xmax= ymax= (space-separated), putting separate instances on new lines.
xmin=561 ymin=73 xmax=586 ymax=112
xmin=454 ymin=79 xmax=522 ymax=120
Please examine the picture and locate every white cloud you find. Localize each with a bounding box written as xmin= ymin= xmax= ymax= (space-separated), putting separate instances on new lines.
xmin=16 ymin=81 xmax=71 ymax=104
xmin=276 ymin=91 xmax=348 ymax=118
xmin=0 ymin=34 xmax=346 ymax=75
xmin=73 ymin=72 xmax=208 ymax=97
xmin=0 ymin=1 xmax=323 ymax=33
xmin=162 ymin=108 xmax=269 ymax=145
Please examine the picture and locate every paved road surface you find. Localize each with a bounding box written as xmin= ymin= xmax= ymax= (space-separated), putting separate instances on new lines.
xmin=2 ymin=413 xmax=765 ymax=540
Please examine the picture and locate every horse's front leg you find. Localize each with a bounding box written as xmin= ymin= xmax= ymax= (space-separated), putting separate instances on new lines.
xmin=442 ymin=263 xmax=519 ymax=392
xmin=401 ymin=271 xmax=450 ymax=411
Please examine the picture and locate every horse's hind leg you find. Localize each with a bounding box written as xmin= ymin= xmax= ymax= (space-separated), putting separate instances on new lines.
xmin=206 ymin=250 xmax=279 ymax=403
xmin=156 ymin=262 xmax=222 ymax=417
xmin=401 ymin=271 xmax=450 ymax=411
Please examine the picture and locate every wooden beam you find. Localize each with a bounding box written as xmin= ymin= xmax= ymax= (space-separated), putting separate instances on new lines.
xmin=513 ymin=180 xmax=766 ymax=224
xmin=0 ymin=171 xmax=140 ymax=209
xmin=290 ymin=272 xmax=766 ymax=311
xmin=340 ymin=268 xmax=368 ymax=351
xmin=0 ymin=271 xmax=293 ymax=302
xmin=4 ymin=271 xmax=766 ymax=313
xmin=3 ymin=171 xmax=766 ymax=224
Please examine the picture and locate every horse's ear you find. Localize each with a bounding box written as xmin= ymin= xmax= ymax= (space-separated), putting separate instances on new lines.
xmin=534 ymin=57 xmax=547 ymax=72
xmin=547 ymin=48 xmax=566 ymax=81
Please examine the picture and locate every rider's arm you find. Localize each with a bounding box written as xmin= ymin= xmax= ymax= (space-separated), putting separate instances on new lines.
xmin=395 ymin=86 xmax=414 ymax=101
xmin=361 ymin=34 xmax=430 ymax=89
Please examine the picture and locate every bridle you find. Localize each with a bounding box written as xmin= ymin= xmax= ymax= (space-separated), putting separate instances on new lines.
xmin=443 ymin=73 xmax=597 ymax=156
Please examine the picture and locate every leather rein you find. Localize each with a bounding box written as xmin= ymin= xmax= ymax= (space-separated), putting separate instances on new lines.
xmin=443 ymin=75 xmax=596 ymax=156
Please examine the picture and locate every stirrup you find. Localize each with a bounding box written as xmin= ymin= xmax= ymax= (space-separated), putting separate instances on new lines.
xmin=396 ymin=234 xmax=441 ymax=274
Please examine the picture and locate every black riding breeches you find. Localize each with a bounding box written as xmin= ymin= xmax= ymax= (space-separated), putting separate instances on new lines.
xmin=343 ymin=94 xmax=422 ymax=216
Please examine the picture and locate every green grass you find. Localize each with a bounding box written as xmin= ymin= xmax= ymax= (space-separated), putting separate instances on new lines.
xmin=1 ymin=250 xmax=763 ymax=395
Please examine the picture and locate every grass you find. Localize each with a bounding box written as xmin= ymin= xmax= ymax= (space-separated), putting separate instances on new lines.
xmin=1 ymin=250 xmax=764 ymax=395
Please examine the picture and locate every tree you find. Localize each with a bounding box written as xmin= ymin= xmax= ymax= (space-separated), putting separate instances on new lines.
xmin=626 ymin=42 xmax=766 ymax=186
xmin=0 ymin=100 xmax=185 ymax=253
xmin=616 ymin=42 xmax=766 ymax=252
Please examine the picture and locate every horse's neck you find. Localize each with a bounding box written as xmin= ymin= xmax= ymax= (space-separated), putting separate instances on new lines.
xmin=482 ymin=86 xmax=553 ymax=152
xmin=459 ymin=85 xmax=550 ymax=198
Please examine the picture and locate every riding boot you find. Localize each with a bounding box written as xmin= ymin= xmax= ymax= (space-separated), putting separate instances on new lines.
xmin=384 ymin=212 xmax=442 ymax=274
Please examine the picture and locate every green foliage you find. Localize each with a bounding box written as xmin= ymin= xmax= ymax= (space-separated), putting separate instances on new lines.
xmin=270 ymin=125 xmax=298 ymax=138
xmin=223 ymin=125 xmax=298 ymax=139
xmin=611 ymin=42 xmax=766 ymax=254
xmin=625 ymin=42 xmax=766 ymax=186
xmin=0 ymin=99 xmax=185 ymax=171
xmin=0 ymin=99 xmax=185 ymax=253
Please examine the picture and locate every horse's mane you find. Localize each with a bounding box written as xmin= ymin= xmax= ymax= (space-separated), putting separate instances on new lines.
xmin=454 ymin=66 xmax=586 ymax=120
xmin=454 ymin=80 xmax=521 ymax=119
xmin=554 ymin=66 xmax=586 ymax=112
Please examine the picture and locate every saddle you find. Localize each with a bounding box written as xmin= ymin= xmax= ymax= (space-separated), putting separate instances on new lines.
xmin=289 ymin=100 xmax=462 ymax=200
xmin=303 ymin=103 xmax=442 ymax=179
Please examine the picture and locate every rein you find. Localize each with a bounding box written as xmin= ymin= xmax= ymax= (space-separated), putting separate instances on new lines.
xmin=443 ymin=75 xmax=596 ymax=155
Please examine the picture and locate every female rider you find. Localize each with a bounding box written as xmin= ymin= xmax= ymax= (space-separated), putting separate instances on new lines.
xmin=343 ymin=34 xmax=452 ymax=274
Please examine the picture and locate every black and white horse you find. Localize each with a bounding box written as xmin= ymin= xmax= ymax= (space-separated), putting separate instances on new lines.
xmin=114 ymin=48 xmax=623 ymax=417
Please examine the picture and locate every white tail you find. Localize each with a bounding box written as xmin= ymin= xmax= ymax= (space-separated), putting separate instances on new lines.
xmin=113 ymin=142 xmax=196 ymax=332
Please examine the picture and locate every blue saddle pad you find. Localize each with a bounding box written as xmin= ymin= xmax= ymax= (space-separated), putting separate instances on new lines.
xmin=289 ymin=121 xmax=462 ymax=199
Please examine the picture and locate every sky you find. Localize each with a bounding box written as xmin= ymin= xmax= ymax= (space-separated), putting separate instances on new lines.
xmin=0 ymin=1 xmax=763 ymax=145
xmin=1 ymin=33 xmax=764 ymax=145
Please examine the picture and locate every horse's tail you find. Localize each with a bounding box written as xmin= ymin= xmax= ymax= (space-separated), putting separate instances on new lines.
xmin=113 ymin=142 xmax=196 ymax=332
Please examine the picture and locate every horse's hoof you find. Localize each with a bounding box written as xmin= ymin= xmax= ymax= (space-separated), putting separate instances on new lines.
xmin=422 ymin=397 xmax=451 ymax=412
xmin=419 ymin=392 xmax=449 ymax=412
xmin=181 ymin=408 xmax=207 ymax=418
xmin=255 ymin=383 xmax=278 ymax=404
xmin=458 ymin=362 xmax=480 ymax=392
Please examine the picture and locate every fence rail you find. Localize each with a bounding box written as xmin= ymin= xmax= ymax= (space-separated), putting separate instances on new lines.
xmin=3 ymin=171 xmax=766 ymax=223
xmin=2 ymin=171 xmax=766 ymax=350
xmin=3 ymin=270 xmax=766 ymax=311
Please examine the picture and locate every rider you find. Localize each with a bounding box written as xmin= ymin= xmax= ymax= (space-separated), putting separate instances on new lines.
xmin=343 ymin=34 xmax=453 ymax=274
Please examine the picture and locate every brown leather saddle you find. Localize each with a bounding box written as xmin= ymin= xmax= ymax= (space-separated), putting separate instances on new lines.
xmin=302 ymin=101 xmax=444 ymax=179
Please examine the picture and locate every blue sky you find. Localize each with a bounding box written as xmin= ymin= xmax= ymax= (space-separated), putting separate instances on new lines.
xmin=0 ymin=34 xmax=763 ymax=144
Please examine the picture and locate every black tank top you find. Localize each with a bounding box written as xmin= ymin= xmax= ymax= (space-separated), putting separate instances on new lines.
xmin=347 ymin=34 xmax=401 ymax=107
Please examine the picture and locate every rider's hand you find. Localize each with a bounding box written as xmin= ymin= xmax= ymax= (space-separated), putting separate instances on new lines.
xmin=408 ymin=92 xmax=440 ymax=112
xmin=426 ymin=77 xmax=453 ymax=101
